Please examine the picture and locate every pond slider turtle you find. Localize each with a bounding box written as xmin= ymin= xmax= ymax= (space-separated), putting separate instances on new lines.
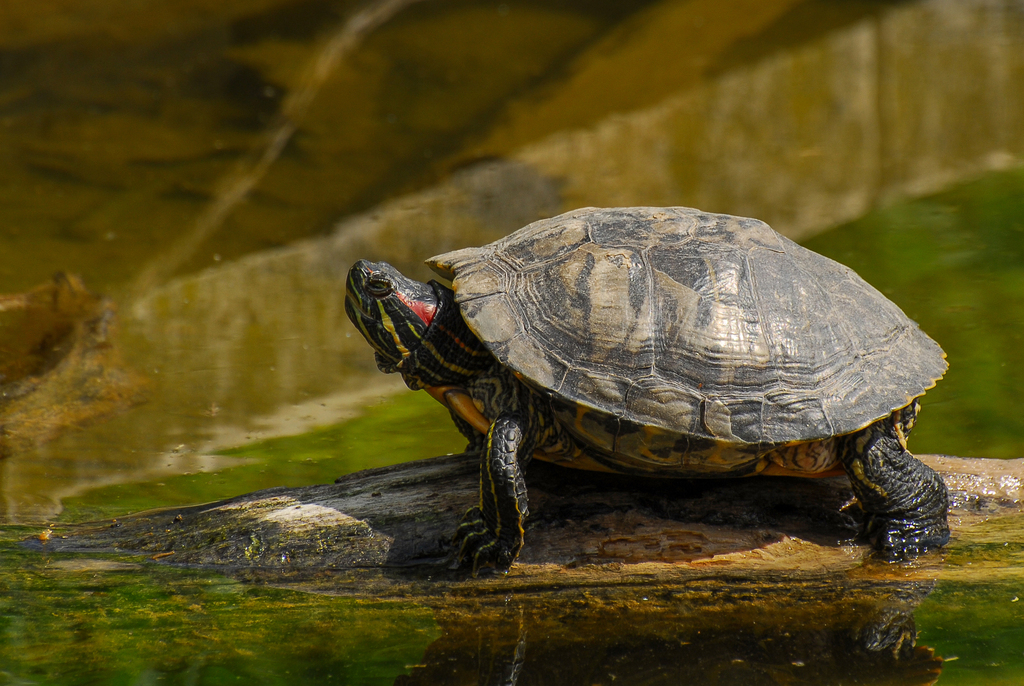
xmin=345 ymin=207 xmax=949 ymax=572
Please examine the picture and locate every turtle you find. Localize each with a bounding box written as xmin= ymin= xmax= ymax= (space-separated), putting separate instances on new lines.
xmin=344 ymin=206 xmax=949 ymax=573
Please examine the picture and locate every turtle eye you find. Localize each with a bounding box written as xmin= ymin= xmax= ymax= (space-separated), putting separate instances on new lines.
xmin=366 ymin=274 xmax=394 ymax=298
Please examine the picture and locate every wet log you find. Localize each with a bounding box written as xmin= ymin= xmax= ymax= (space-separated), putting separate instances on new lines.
xmin=30 ymin=452 xmax=1024 ymax=599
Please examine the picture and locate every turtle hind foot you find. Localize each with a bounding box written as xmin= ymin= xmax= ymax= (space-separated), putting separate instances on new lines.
xmin=864 ymin=513 xmax=950 ymax=562
xmin=450 ymin=506 xmax=520 ymax=575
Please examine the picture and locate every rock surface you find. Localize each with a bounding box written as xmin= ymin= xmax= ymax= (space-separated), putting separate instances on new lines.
xmin=0 ymin=274 xmax=146 ymax=457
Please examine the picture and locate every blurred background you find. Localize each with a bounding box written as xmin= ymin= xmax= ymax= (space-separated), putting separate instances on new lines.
xmin=1 ymin=0 xmax=1023 ymax=523
xmin=1 ymin=1 xmax=1024 ymax=683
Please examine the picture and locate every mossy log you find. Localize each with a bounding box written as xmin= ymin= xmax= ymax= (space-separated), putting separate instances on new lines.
xmin=30 ymin=453 xmax=1024 ymax=599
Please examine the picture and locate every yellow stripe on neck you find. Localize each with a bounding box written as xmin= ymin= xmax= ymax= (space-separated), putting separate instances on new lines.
xmin=377 ymin=302 xmax=410 ymax=358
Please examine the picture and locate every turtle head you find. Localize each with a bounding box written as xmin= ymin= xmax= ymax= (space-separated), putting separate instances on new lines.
xmin=345 ymin=260 xmax=438 ymax=374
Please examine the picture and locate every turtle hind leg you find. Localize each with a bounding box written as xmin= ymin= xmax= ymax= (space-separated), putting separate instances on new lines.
xmin=841 ymin=410 xmax=949 ymax=561
xmin=452 ymin=413 xmax=530 ymax=574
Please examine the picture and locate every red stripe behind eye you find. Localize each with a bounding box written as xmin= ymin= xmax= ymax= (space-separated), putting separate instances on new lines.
xmin=396 ymin=292 xmax=437 ymax=326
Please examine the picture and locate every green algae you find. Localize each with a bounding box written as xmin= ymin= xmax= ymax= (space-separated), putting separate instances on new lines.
xmin=0 ymin=528 xmax=438 ymax=686
xmin=916 ymin=514 xmax=1024 ymax=685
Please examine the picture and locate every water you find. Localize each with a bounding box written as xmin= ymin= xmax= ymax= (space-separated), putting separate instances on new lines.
xmin=805 ymin=169 xmax=1024 ymax=460
xmin=1 ymin=0 xmax=1023 ymax=683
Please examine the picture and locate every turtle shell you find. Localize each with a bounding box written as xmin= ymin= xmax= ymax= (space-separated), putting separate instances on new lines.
xmin=427 ymin=207 xmax=946 ymax=448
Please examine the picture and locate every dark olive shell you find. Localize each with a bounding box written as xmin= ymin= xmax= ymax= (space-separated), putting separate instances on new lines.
xmin=428 ymin=207 xmax=946 ymax=448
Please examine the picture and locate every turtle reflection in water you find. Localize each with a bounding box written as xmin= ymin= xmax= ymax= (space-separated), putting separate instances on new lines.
xmin=396 ymin=583 xmax=944 ymax=686
xmin=345 ymin=207 xmax=949 ymax=573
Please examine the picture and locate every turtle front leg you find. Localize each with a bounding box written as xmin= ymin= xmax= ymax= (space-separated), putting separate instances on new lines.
xmin=452 ymin=413 xmax=530 ymax=574
xmin=841 ymin=409 xmax=949 ymax=561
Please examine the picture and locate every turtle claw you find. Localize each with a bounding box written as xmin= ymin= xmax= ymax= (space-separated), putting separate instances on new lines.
xmin=864 ymin=514 xmax=950 ymax=562
xmin=451 ymin=506 xmax=518 ymax=574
